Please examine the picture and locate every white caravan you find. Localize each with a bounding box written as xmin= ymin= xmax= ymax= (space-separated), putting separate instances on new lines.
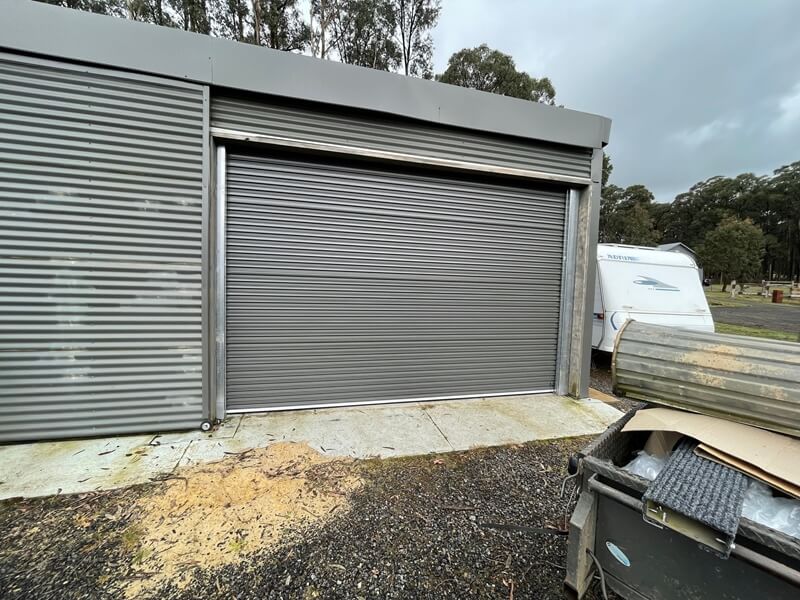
xmin=592 ymin=244 xmax=714 ymax=352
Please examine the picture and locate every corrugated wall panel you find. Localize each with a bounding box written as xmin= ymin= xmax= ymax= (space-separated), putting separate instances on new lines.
xmin=0 ymin=53 xmax=206 ymax=441
xmin=212 ymin=96 xmax=592 ymax=179
xmin=225 ymin=152 xmax=566 ymax=410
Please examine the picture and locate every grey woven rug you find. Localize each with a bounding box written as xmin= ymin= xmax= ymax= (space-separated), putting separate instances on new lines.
xmin=642 ymin=438 xmax=747 ymax=554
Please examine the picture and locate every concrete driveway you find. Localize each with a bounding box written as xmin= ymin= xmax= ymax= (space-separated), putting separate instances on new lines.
xmin=0 ymin=394 xmax=620 ymax=500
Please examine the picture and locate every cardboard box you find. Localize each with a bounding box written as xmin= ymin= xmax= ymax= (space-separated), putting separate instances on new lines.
xmin=623 ymin=408 xmax=800 ymax=498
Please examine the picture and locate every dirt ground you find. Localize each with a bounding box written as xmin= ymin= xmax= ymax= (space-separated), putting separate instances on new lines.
xmin=124 ymin=443 xmax=361 ymax=598
xmin=0 ymin=436 xmax=618 ymax=600
xmin=711 ymin=304 xmax=800 ymax=333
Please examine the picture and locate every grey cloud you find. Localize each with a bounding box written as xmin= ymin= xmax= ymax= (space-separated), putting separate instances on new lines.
xmin=432 ymin=0 xmax=800 ymax=201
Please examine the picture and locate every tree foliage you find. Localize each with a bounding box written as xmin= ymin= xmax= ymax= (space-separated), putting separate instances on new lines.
xmin=40 ymin=0 xmax=126 ymax=15
xmin=39 ymin=0 xmax=439 ymax=76
xmin=255 ymin=0 xmax=310 ymax=50
xmin=309 ymin=0 xmax=335 ymax=58
xmin=437 ymin=44 xmax=556 ymax=104
xmin=209 ymin=0 xmax=250 ymax=40
xmin=601 ymin=153 xmax=613 ymax=188
xmin=393 ymin=0 xmax=440 ymax=78
xmin=769 ymin=162 xmax=800 ymax=280
xmin=656 ymin=174 xmax=767 ymax=252
xmin=171 ymin=0 xmax=211 ymax=33
xmin=653 ymin=164 xmax=800 ymax=279
xmin=128 ymin=0 xmax=176 ymax=26
xmin=325 ymin=0 xmax=400 ymax=70
xmin=698 ymin=218 xmax=765 ymax=289
xmin=309 ymin=0 xmax=439 ymax=71
xmin=599 ymin=184 xmax=660 ymax=246
xmin=600 ymin=153 xmax=800 ymax=281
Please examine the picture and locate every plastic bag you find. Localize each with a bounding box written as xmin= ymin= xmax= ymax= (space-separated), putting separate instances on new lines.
xmin=742 ymin=480 xmax=800 ymax=540
xmin=622 ymin=451 xmax=667 ymax=481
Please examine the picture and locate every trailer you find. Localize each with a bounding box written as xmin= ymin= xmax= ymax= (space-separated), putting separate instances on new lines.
xmin=568 ymin=322 xmax=800 ymax=599
xmin=564 ymin=409 xmax=800 ymax=599
xmin=592 ymin=244 xmax=714 ymax=353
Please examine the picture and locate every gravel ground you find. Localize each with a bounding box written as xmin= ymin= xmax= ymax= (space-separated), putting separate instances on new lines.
xmin=711 ymin=304 xmax=800 ymax=331
xmin=0 ymin=487 xmax=143 ymax=600
xmin=0 ymin=438 xmax=616 ymax=600
xmin=590 ymin=351 xmax=639 ymax=415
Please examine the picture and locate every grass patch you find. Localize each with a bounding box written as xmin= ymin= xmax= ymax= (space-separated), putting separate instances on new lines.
xmin=121 ymin=524 xmax=144 ymax=550
xmin=705 ymin=287 xmax=800 ymax=307
xmin=227 ymin=535 xmax=248 ymax=554
xmin=715 ymin=322 xmax=799 ymax=342
xmin=131 ymin=546 xmax=151 ymax=566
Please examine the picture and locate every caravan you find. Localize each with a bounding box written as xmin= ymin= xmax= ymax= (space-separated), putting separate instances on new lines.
xmin=592 ymin=244 xmax=714 ymax=352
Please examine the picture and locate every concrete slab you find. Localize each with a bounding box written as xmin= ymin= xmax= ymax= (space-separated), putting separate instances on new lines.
xmin=245 ymin=404 xmax=455 ymax=458
xmin=421 ymin=395 xmax=621 ymax=451
xmin=180 ymin=403 xmax=452 ymax=466
xmin=0 ymin=435 xmax=190 ymax=499
xmin=0 ymin=394 xmax=621 ymax=500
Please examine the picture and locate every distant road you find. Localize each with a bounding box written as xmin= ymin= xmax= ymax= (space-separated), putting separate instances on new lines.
xmin=711 ymin=304 xmax=800 ymax=331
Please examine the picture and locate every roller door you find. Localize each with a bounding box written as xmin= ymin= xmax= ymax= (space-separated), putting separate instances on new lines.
xmin=225 ymin=151 xmax=567 ymax=411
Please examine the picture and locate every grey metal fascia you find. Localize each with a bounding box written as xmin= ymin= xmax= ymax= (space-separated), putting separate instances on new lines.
xmin=2 ymin=0 xmax=611 ymax=149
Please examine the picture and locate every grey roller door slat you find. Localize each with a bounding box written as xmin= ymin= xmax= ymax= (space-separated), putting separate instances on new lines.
xmin=225 ymin=153 xmax=566 ymax=411
xmin=0 ymin=53 xmax=205 ymax=442
xmin=212 ymin=96 xmax=592 ymax=179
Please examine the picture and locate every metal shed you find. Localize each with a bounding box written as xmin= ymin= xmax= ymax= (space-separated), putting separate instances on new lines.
xmin=0 ymin=0 xmax=610 ymax=441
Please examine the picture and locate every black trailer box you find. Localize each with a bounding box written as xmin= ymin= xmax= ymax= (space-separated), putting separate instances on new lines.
xmin=565 ymin=408 xmax=800 ymax=599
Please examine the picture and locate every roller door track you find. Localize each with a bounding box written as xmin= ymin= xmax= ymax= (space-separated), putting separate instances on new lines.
xmin=224 ymin=152 xmax=567 ymax=411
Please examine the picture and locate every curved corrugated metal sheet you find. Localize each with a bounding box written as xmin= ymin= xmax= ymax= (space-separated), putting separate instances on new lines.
xmin=613 ymin=321 xmax=800 ymax=437
xmin=0 ymin=53 xmax=206 ymax=441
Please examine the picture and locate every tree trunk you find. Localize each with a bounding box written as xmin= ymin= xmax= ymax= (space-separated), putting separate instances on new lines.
xmin=236 ymin=0 xmax=245 ymax=41
xmin=320 ymin=0 xmax=327 ymax=58
xmin=253 ymin=0 xmax=261 ymax=45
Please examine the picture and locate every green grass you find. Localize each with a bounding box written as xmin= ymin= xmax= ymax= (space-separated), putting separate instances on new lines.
xmin=121 ymin=524 xmax=144 ymax=550
xmin=715 ymin=322 xmax=799 ymax=342
xmin=705 ymin=286 xmax=800 ymax=307
xmin=228 ymin=535 xmax=248 ymax=554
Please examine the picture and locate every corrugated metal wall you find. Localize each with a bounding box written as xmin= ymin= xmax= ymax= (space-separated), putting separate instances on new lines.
xmin=212 ymin=96 xmax=592 ymax=180
xmin=225 ymin=151 xmax=566 ymax=411
xmin=0 ymin=54 xmax=206 ymax=441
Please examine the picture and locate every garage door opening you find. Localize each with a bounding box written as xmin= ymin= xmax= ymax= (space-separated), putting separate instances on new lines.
xmin=220 ymin=148 xmax=569 ymax=413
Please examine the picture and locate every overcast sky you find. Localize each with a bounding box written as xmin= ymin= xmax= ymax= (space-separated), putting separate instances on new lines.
xmin=432 ymin=0 xmax=800 ymax=202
